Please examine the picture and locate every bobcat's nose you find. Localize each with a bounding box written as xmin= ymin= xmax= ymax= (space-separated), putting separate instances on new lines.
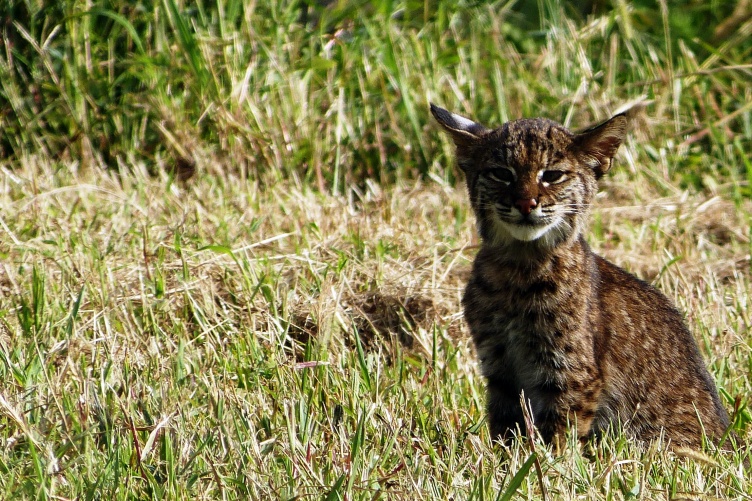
xmin=514 ymin=198 xmax=538 ymax=215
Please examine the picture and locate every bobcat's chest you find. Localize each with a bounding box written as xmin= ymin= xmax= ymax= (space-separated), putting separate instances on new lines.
xmin=463 ymin=244 xmax=592 ymax=394
xmin=467 ymin=290 xmax=572 ymax=391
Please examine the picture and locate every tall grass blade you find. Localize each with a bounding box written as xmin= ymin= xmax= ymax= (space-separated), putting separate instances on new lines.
xmin=496 ymin=452 xmax=537 ymax=501
xmin=161 ymin=0 xmax=217 ymax=99
xmin=78 ymin=8 xmax=145 ymax=54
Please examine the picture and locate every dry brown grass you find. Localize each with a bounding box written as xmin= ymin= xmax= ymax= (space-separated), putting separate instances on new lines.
xmin=0 ymin=150 xmax=750 ymax=497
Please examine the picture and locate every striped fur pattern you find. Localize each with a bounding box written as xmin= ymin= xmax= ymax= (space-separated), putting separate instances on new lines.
xmin=431 ymin=104 xmax=730 ymax=448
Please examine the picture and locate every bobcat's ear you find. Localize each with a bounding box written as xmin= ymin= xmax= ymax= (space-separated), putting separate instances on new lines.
xmin=430 ymin=103 xmax=488 ymax=147
xmin=572 ymin=114 xmax=627 ymax=178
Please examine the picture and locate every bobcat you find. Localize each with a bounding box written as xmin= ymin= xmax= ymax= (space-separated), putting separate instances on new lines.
xmin=431 ymin=103 xmax=730 ymax=448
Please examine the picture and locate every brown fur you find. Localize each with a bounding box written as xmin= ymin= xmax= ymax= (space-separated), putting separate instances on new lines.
xmin=431 ymin=103 xmax=730 ymax=448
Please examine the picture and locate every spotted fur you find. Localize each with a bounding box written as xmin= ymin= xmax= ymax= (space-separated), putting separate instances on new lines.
xmin=431 ymin=103 xmax=730 ymax=447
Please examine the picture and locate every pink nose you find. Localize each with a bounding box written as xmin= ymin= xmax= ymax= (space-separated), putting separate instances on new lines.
xmin=515 ymin=198 xmax=537 ymax=215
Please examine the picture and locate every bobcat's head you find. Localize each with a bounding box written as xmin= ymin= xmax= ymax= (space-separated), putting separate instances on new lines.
xmin=431 ymin=104 xmax=626 ymax=249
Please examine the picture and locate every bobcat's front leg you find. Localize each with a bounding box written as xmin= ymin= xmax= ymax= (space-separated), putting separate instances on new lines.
xmin=535 ymin=375 xmax=603 ymax=451
xmin=486 ymin=381 xmax=526 ymax=445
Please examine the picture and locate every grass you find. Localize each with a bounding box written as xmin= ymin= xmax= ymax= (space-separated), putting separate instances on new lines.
xmin=0 ymin=0 xmax=751 ymax=499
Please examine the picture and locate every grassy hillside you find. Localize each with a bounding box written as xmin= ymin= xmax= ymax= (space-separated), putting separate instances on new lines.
xmin=0 ymin=1 xmax=750 ymax=499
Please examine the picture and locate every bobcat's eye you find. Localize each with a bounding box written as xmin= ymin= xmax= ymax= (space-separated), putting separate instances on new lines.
xmin=540 ymin=170 xmax=566 ymax=185
xmin=486 ymin=168 xmax=514 ymax=184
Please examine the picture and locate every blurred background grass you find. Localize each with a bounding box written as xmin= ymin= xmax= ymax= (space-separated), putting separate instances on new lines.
xmin=1 ymin=0 xmax=750 ymax=190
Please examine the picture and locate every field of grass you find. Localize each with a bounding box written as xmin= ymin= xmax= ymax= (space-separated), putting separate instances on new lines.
xmin=1 ymin=0 xmax=751 ymax=499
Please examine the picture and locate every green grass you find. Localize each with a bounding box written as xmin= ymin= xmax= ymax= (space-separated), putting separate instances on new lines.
xmin=0 ymin=0 xmax=751 ymax=499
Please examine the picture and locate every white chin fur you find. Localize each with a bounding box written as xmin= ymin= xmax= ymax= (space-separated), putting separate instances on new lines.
xmin=490 ymin=217 xmax=565 ymax=245
xmin=503 ymin=221 xmax=557 ymax=241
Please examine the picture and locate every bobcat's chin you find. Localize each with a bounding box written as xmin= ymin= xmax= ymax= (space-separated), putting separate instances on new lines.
xmin=490 ymin=217 xmax=569 ymax=247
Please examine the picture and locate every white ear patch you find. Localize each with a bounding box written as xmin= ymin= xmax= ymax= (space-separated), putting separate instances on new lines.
xmin=451 ymin=113 xmax=480 ymax=131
